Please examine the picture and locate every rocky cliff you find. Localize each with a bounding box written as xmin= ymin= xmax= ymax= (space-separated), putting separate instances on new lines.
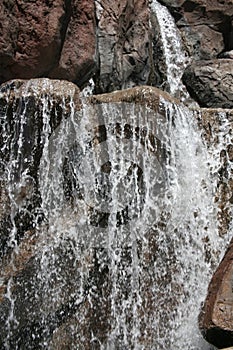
xmin=0 ymin=0 xmax=233 ymax=349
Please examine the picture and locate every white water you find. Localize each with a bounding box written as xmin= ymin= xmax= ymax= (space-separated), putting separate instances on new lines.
xmin=39 ymin=96 xmax=227 ymax=349
xmin=150 ymin=0 xmax=190 ymax=100
xmin=0 ymin=2 xmax=231 ymax=349
xmin=1 ymin=79 xmax=229 ymax=348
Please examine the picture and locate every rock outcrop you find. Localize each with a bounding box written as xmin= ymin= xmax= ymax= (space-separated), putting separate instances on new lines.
xmin=95 ymin=0 xmax=153 ymax=92
xmin=49 ymin=0 xmax=96 ymax=86
xmin=183 ymin=60 xmax=233 ymax=108
xmin=0 ymin=81 xmax=176 ymax=349
xmin=197 ymin=107 xmax=233 ymax=348
xmin=0 ymin=78 xmax=80 ymax=256
xmin=0 ymin=0 xmax=96 ymax=87
xmin=158 ymin=0 xmax=233 ymax=60
xmin=0 ymin=0 xmax=233 ymax=348
xmin=199 ymin=238 xmax=233 ymax=349
xmin=0 ymin=0 xmax=232 ymax=106
xmin=0 ymin=0 xmax=65 ymax=82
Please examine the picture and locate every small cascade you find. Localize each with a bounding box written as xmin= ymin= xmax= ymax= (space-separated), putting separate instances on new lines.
xmin=0 ymin=81 xmax=229 ymax=349
xmin=150 ymin=0 xmax=190 ymax=100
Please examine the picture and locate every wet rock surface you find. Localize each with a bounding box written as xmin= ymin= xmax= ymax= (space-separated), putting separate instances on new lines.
xmin=0 ymin=0 xmax=232 ymax=107
xmin=158 ymin=0 xmax=233 ymax=60
xmin=0 ymin=0 xmax=233 ymax=349
xmin=183 ymin=60 xmax=233 ymax=108
xmin=95 ymin=0 xmax=153 ymax=92
xmin=0 ymin=78 xmax=80 ymax=258
xmin=199 ymin=238 xmax=233 ymax=349
xmin=197 ymin=107 xmax=233 ymax=348
xmin=0 ymin=82 xmax=173 ymax=349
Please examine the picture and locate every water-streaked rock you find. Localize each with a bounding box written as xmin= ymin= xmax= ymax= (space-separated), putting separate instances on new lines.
xmin=183 ymin=60 xmax=233 ymax=108
xmin=199 ymin=238 xmax=233 ymax=349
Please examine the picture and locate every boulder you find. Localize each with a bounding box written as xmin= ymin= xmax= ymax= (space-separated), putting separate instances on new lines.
xmin=95 ymin=0 xmax=153 ymax=92
xmin=158 ymin=0 xmax=233 ymax=60
xmin=182 ymin=60 xmax=233 ymax=108
xmin=0 ymin=0 xmax=96 ymax=88
xmin=199 ymin=238 xmax=233 ymax=349
xmin=49 ymin=0 xmax=96 ymax=86
xmin=0 ymin=0 xmax=65 ymax=83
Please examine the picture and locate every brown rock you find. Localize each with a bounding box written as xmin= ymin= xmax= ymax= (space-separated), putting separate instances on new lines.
xmin=199 ymin=238 xmax=233 ymax=349
xmin=0 ymin=0 xmax=65 ymax=83
xmin=0 ymin=83 xmax=175 ymax=349
xmin=182 ymin=60 xmax=233 ymax=108
xmin=0 ymin=78 xmax=80 ymax=256
xmin=196 ymin=108 xmax=233 ymax=238
xmin=49 ymin=0 xmax=96 ymax=86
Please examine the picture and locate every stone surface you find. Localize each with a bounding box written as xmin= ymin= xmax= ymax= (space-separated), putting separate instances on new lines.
xmin=199 ymin=238 xmax=233 ymax=349
xmin=0 ymin=83 xmax=175 ymax=349
xmin=0 ymin=0 xmax=232 ymax=101
xmin=49 ymin=0 xmax=96 ymax=86
xmin=0 ymin=0 xmax=65 ymax=83
xmin=158 ymin=0 xmax=233 ymax=60
xmin=95 ymin=0 xmax=153 ymax=92
xmin=0 ymin=78 xmax=80 ymax=257
xmin=197 ymin=108 xmax=233 ymax=238
xmin=197 ymin=107 xmax=233 ymax=349
xmin=183 ymin=60 xmax=233 ymax=108
xmin=0 ymin=0 xmax=96 ymax=88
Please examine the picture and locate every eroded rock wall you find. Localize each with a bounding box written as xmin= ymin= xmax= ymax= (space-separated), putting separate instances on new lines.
xmin=1 ymin=0 xmax=232 ymax=106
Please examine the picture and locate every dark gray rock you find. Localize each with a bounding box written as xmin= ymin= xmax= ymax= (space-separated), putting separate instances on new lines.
xmin=94 ymin=0 xmax=153 ymax=93
xmin=182 ymin=60 xmax=233 ymax=108
xmin=158 ymin=0 xmax=233 ymax=60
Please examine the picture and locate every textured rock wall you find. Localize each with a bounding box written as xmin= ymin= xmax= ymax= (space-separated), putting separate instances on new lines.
xmin=0 ymin=0 xmax=232 ymax=107
xmin=0 ymin=1 xmax=233 ymax=349
xmin=0 ymin=0 xmax=96 ymax=86
xmin=159 ymin=0 xmax=233 ymax=59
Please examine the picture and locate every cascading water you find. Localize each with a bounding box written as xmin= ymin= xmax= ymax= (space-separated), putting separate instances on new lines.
xmin=150 ymin=0 xmax=190 ymax=100
xmin=0 ymin=80 xmax=229 ymax=349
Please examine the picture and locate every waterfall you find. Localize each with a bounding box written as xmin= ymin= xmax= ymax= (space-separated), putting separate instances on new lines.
xmin=150 ymin=0 xmax=190 ymax=100
xmin=0 ymin=81 xmax=228 ymax=349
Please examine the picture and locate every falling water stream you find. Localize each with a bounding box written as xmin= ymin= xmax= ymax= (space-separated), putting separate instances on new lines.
xmin=0 ymin=80 xmax=229 ymax=349
xmin=0 ymin=1 xmax=231 ymax=349
xmin=150 ymin=0 xmax=190 ymax=101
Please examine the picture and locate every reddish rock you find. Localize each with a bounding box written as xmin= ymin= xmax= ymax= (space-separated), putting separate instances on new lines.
xmin=49 ymin=0 xmax=96 ymax=86
xmin=0 ymin=0 xmax=65 ymax=83
xmin=199 ymin=238 xmax=233 ymax=348
xmin=0 ymin=0 xmax=96 ymax=88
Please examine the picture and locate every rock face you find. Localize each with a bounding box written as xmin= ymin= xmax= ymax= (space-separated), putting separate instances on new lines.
xmin=95 ymin=0 xmax=153 ymax=92
xmin=159 ymin=0 xmax=233 ymax=60
xmin=0 ymin=78 xmax=80 ymax=257
xmin=0 ymin=0 xmax=96 ymax=87
xmin=197 ymin=107 xmax=233 ymax=348
xmin=198 ymin=108 xmax=233 ymax=237
xmin=49 ymin=0 xmax=96 ymax=86
xmin=0 ymin=81 xmax=175 ymax=349
xmin=0 ymin=0 xmax=232 ymax=106
xmin=0 ymin=0 xmax=233 ymax=349
xmin=0 ymin=0 xmax=65 ymax=82
xmin=199 ymin=238 xmax=233 ymax=349
xmin=183 ymin=60 xmax=233 ymax=108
